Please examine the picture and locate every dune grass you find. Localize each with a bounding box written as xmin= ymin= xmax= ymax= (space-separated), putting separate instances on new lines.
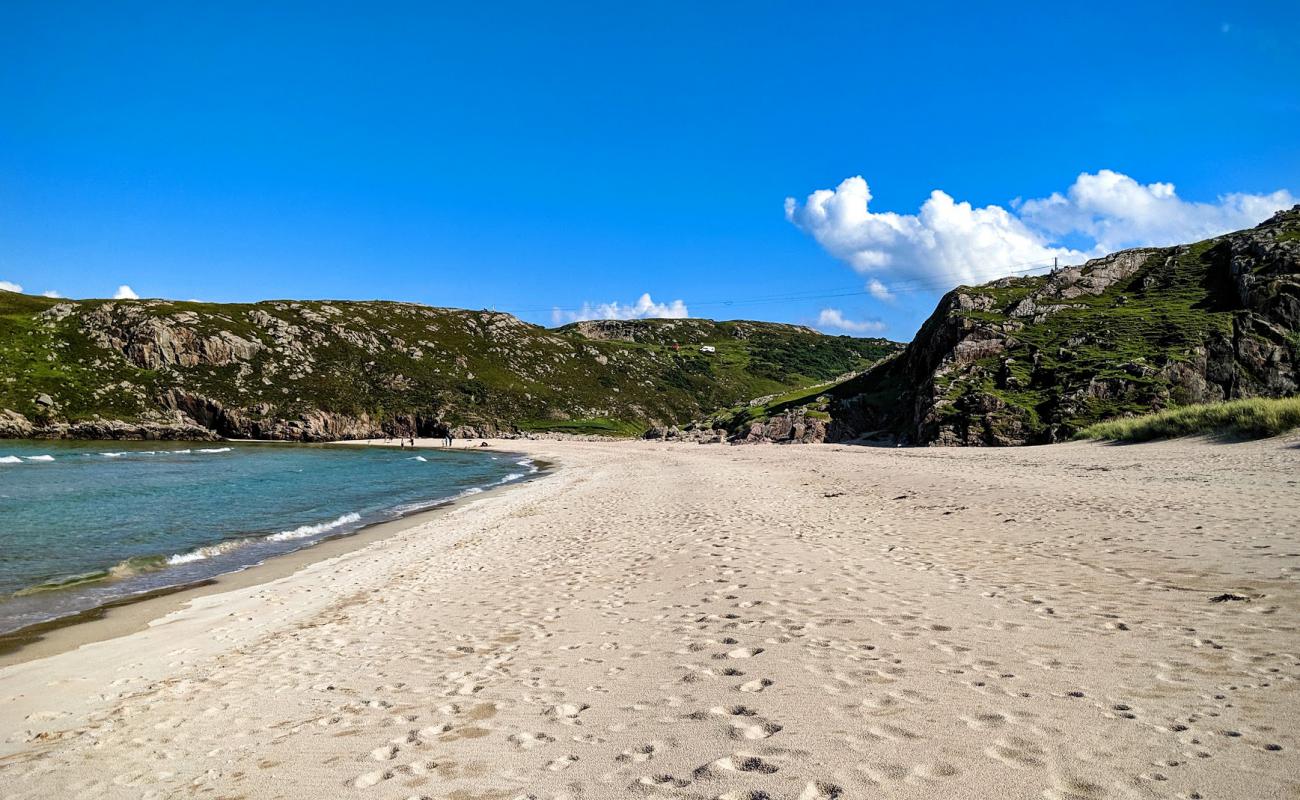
xmin=1075 ymin=396 xmax=1300 ymax=442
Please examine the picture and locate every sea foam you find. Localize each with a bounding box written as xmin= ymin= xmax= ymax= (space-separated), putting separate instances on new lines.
xmin=159 ymin=511 xmax=365 ymax=565
xmin=24 ymin=455 xmax=55 ymax=462
xmin=167 ymin=539 xmax=249 ymax=565
xmin=265 ymin=512 xmax=363 ymax=542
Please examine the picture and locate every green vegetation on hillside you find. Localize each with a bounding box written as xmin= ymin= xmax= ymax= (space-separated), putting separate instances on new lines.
xmin=516 ymin=417 xmax=646 ymax=438
xmin=951 ymin=242 xmax=1239 ymax=430
xmin=0 ymin=293 xmax=901 ymax=438
xmin=700 ymin=377 xmax=843 ymax=435
xmin=1075 ymin=397 xmax=1300 ymax=442
xmin=830 ymin=206 xmax=1299 ymax=445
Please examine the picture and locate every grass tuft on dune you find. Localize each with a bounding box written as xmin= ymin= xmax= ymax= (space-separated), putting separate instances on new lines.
xmin=1075 ymin=396 xmax=1300 ymax=442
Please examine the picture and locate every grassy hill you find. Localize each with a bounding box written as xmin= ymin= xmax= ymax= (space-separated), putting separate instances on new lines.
xmin=828 ymin=206 xmax=1300 ymax=445
xmin=1075 ymin=397 xmax=1300 ymax=442
xmin=0 ymin=294 xmax=899 ymax=440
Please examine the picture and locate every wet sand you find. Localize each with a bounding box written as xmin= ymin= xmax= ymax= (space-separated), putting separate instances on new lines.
xmin=1 ymin=436 xmax=1297 ymax=799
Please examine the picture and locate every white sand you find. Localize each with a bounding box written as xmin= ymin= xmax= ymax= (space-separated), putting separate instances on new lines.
xmin=1 ymin=436 xmax=1298 ymax=799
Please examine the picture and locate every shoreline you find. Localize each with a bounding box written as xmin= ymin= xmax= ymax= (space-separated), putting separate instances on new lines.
xmin=0 ymin=442 xmax=551 ymax=668
xmin=2 ymin=436 xmax=1296 ymax=797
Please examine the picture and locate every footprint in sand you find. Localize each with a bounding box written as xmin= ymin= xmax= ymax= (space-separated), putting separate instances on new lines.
xmin=731 ymin=720 xmax=783 ymax=740
xmin=960 ymin=712 xmax=1007 ymax=730
xmin=698 ymin=752 xmax=780 ymax=777
xmin=637 ymin=773 xmax=690 ymax=789
xmin=798 ymin=782 xmax=844 ymax=800
xmin=547 ymin=754 xmax=578 ymax=771
xmin=507 ymin=731 xmax=555 ymax=750
xmin=617 ymin=743 xmax=658 ymax=763
xmin=984 ymin=737 xmax=1046 ymax=769
xmin=708 ymin=705 xmax=783 ymax=739
xmin=544 ymin=702 xmax=589 ymax=724
xmin=351 ymin=769 xmax=392 ymax=788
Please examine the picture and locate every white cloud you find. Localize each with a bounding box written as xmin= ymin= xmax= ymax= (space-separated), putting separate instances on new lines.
xmin=553 ymin=292 xmax=688 ymax=324
xmin=816 ymin=308 xmax=886 ymax=334
xmin=786 ymin=170 xmax=1296 ymax=294
xmin=113 ymin=284 xmax=140 ymax=300
xmin=0 ymin=280 xmax=22 ymax=293
xmin=1015 ymin=170 xmax=1296 ymax=254
xmin=41 ymin=290 xmax=62 ymax=298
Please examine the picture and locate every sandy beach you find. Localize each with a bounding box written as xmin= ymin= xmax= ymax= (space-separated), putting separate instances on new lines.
xmin=1 ymin=437 xmax=1298 ymax=799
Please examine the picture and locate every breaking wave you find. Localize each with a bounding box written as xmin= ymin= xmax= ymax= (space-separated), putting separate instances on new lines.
xmin=13 ymin=555 xmax=168 ymax=596
xmin=265 ymin=512 xmax=363 ymax=543
xmin=167 ymin=512 xmax=365 ymax=563
xmin=167 ymin=539 xmax=248 ymax=565
xmin=95 ymin=447 xmax=230 ymax=459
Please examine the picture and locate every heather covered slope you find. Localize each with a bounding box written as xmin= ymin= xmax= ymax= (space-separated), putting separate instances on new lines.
xmin=829 ymin=206 xmax=1300 ymax=445
xmin=0 ymin=296 xmax=899 ymax=440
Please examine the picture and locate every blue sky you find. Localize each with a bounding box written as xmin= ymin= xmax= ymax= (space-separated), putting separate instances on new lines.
xmin=2 ymin=2 xmax=1297 ymax=339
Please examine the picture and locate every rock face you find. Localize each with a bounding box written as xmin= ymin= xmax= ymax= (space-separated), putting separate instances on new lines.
xmin=642 ymin=425 xmax=728 ymax=444
xmin=829 ymin=206 xmax=1300 ymax=445
xmin=0 ymin=294 xmax=895 ymax=441
xmin=0 ymin=409 xmax=34 ymax=438
xmin=736 ymin=409 xmax=828 ymax=444
xmin=0 ymin=408 xmax=216 ymax=440
xmin=81 ymin=304 xmax=265 ymax=369
xmin=644 ymin=408 xmax=829 ymax=445
xmin=650 ymin=211 xmax=1293 ymax=450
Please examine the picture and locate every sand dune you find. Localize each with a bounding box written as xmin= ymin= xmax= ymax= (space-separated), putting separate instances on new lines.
xmin=1 ymin=437 xmax=1297 ymax=799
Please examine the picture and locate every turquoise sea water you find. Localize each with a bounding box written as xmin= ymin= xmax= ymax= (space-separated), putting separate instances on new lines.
xmin=0 ymin=440 xmax=534 ymax=634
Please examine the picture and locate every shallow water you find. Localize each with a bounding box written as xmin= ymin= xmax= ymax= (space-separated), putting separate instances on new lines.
xmin=0 ymin=440 xmax=533 ymax=633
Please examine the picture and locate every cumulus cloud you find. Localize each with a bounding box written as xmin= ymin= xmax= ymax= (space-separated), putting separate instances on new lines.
xmin=1014 ymin=170 xmax=1296 ymax=254
xmin=0 ymin=280 xmax=22 ymax=293
xmin=816 ymin=308 xmax=886 ymax=334
xmin=113 ymin=284 xmax=140 ymax=300
xmin=41 ymin=290 xmax=62 ymax=298
xmin=786 ymin=170 xmax=1296 ymax=293
xmin=552 ymin=292 xmax=688 ymax=325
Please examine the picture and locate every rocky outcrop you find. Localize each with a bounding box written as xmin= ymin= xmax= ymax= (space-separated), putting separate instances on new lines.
xmin=11 ymin=414 xmax=218 ymax=441
xmin=80 ymin=303 xmax=265 ymax=369
xmin=735 ymin=409 xmax=827 ymax=444
xmin=642 ymin=425 xmax=728 ymax=444
xmin=0 ymin=409 xmax=34 ymax=438
xmin=830 ymin=206 xmax=1300 ymax=446
xmin=643 ymin=407 xmax=829 ymax=445
xmin=3 ymin=292 xmax=895 ymax=441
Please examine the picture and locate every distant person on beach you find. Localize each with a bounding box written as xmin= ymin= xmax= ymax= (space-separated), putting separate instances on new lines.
xmin=445 ymin=431 xmax=454 ymax=448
